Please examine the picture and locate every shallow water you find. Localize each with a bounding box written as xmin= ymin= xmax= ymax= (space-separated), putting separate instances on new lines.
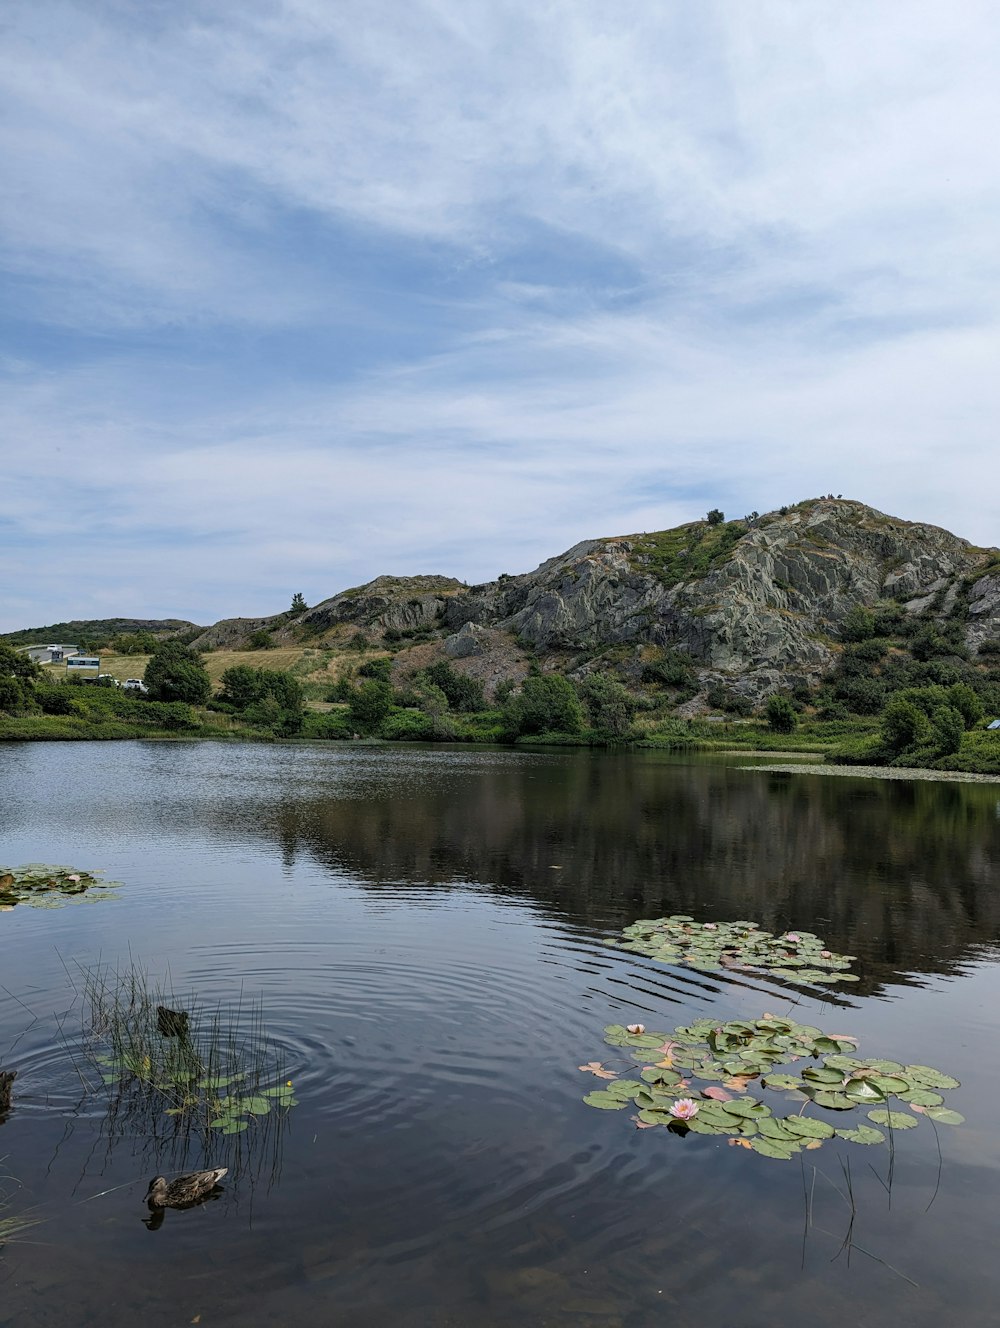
xmin=1 ymin=741 xmax=999 ymax=1326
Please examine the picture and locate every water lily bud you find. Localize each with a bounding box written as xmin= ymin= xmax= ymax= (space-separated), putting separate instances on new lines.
xmin=626 ymin=1023 xmax=645 ymax=1035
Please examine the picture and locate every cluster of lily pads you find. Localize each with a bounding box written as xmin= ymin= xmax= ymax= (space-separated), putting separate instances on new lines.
xmin=581 ymin=1014 xmax=962 ymax=1159
xmin=603 ymin=915 xmax=859 ymax=985
xmin=0 ymin=864 xmax=120 ymax=911
xmin=605 ymin=913 xmax=855 ymax=988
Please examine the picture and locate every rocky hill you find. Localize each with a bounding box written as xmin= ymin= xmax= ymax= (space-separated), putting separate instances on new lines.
xmin=191 ymin=497 xmax=1000 ymax=703
xmin=17 ymin=499 xmax=997 ymax=707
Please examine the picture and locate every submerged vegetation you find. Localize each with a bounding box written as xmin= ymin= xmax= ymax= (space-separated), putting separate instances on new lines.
xmin=582 ymin=1014 xmax=962 ymax=1160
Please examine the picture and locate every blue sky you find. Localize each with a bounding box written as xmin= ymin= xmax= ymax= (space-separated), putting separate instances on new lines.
xmin=2 ymin=1 xmax=999 ymax=631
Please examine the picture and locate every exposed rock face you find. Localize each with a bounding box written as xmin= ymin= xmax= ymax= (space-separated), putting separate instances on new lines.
xmin=442 ymin=499 xmax=993 ymax=699
xmin=966 ymin=574 xmax=1000 ymax=654
xmin=299 ymin=576 xmax=464 ymax=636
xmin=187 ymin=499 xmax=996 ymax=701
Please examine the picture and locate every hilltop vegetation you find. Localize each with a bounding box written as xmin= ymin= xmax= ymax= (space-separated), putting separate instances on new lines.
xmin=4 ymin=499 xmax=1000 ymax=771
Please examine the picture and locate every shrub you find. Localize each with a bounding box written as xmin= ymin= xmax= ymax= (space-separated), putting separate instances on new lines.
xmin=579 ymin=673 xmax=637 ymax=739
xmin=348 ymin=680 xmax=393 ymax=734
xmin=881 ymin=697 xmax=930 ymax=752
xmin=379 ymin=708 xmax=435 ymax=741
xmin=840 ymin=606 xmax=876 ymax=642
xmin=765 ymin=695 xmax=798 ymax=734
xmin=145 ymin=642 xmax=211 ymax=705
xmin=706 ymin=509 xmax=724 ymax=525
xmin=358 ymin=657 xmax=393 ymax=683
xmin=502 ymin=675 xmax=584 ymax=738
xmin=0 ymin=677 xmax=24 ymax=712
xmin=35 ymin=686 xmax=78 ymax=716
xmin=423 ymin=661 xmax=485 ymax=713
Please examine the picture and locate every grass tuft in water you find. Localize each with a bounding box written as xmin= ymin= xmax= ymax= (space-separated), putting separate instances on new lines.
xmin=75 ymin=960 xmax=298 ymax=1159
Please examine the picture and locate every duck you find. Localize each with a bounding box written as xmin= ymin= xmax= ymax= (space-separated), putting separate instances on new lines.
xmin=0 ymin=1068 xmax=16 ymax=1113
xmin=145 ymin=1167 xmax=228 ymax=1210
xmin=156 ymin=1005 xmax=190 ymax=1037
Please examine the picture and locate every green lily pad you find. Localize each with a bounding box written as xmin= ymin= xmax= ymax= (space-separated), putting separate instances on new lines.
xmin=867 ymin=1110 xmax=918 ymax=1129
xmin=920 ymin=1107 xmax=964 ymax=1125
xmin=761 ymin=1073 xmax=802 ymax=1091
xmin=809 ymin=1090 xmax=857 ymax=1111
xmin=835 ymin=1125 xmax=885 ymax=1145
xmin=782 ymin=1115 xmax=835 ymax=1139
xmin=219 ymin=1120 xmax=249 ymax=1134
xmin=904 ymin=1066 xmax=961 ymax=1090
xmin=897 ymin=1089 xmax=944 ymax=1107
xmin=584 ymin=1091 xmax=629 ymax=1110
xmin=751 ymin=1137 xmax=800 ymax=1158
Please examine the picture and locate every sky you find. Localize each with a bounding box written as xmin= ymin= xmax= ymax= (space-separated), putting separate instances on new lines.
xmin=2 ymin=1 xmax=999 ymax=632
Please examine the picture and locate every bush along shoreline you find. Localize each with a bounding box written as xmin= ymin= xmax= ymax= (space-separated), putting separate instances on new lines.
xmin=3 ymin=635 xmax=999 ymax=774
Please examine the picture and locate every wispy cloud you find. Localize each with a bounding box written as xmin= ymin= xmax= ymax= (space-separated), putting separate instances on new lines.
xmin=1 ymin=0 xmax=998 ymax=629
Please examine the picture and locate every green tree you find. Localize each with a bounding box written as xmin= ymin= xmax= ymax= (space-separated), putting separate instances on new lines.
xmin=0 ymin=644 xmax=41 ymax=683
xmin=290 ymin=592 xmax=308 ymax=613
xmin=503 ymin=675 xmax=584 ymax=737
xmin=218 ymin=665 xmax=304 ymax=733
xmin=144 ymin=641 xmax=211 ymax=704
xmin=930 ymin=704 xmax=964 ymax=756
xmin=247 ymin=629 xmax=274 ymax=650
xmin=880 ymin=696 xmax=930 ymax=752
xmin=348 ymin=680 xmax=393 ymax=734
xmin=0 ymin=676 xmax=24 ymax=712
xmin=946 ymin=682 xmax=983 ymax=730
xmin=579 ymin=673 xmax=636 ymax=739
xmin=706 ymin=508 xmax=725 ymax=525
xmin=765 ymin=694 xmax=798 ymax=734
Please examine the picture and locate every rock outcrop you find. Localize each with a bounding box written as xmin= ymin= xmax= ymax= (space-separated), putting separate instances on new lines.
xmin=186 ymin=498 xmax=997 ymax=702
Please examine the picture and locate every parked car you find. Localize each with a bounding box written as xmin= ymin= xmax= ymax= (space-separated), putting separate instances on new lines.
xmin=123 ymin=678 xmax=149 ymax=694
xmin=96 ymin=674 xmax=121 ymax=687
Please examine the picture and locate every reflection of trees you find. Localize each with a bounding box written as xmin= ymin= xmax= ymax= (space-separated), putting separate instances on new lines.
xmin=230 ymin=753 xmax=1000 ymax=992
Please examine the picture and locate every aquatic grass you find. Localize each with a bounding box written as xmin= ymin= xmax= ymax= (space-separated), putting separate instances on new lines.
xmin=73 ymin=959 xmax=298 ymax=1175
xmin=0 ymin=1158 xmax=43 ymax=1252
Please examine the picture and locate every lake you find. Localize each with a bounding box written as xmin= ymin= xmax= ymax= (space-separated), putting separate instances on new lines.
xmin=1 ymin=740 xmax=999 ymax=1326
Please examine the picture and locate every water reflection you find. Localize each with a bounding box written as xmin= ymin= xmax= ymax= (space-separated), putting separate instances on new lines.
xmin=210 ymin=749 xmax=1000 ymax=993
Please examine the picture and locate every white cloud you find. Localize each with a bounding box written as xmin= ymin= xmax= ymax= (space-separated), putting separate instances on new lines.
xmin=1 ymin=0 xmax=999 ymax=628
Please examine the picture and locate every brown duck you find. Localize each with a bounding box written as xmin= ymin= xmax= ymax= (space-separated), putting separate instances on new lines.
xmin=145 ymin=1167 xmax=228 ymax=1210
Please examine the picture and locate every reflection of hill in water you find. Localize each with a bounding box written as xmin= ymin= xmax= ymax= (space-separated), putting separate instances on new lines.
xmin=251 ymin=753 xmax=1000 ymax=992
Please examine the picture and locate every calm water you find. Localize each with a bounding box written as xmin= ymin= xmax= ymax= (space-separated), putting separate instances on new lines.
xmin=1 ymin=741 xmax=1000 ymax=1327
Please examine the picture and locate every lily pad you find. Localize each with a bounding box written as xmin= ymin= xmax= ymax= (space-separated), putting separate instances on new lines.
xmin=782 ymin=1116 xmax=835 ymax=1139
xmin=867 ymin=1109 xmax=918 ymax=1130
xmin=584 ymin=1091 xmax=629 ymax=1110
xmin=919 ymin=1107 xmax=965 ymax=1125
xmin=751 ymin=1137 xmax=800 ymax=1159
xmin=904 ymin=1066 xmax=961 ymax=1090
xmin=835 ymin=1125 xmax=885 ymax=1145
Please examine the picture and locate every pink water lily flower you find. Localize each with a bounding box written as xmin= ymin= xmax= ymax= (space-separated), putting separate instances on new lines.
xmin=703 ymin=923 xmax=718 ymax=931
xmin=66 ymin=874 xmax=81 ymax=882
xmin=785 ymin=932 xmax=800 ymax=943
xmin=669 ymin=1098 xmax=700 ymax=1120
xmin=626 ymin=1023 xmax=645 ymax=1035
xmin=820 ymin=950 xmax=832 ymax=959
